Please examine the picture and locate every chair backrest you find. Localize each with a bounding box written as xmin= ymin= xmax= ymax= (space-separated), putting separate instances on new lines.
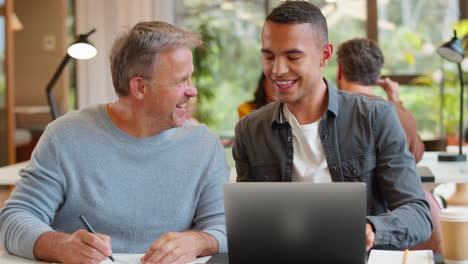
xmin=409 ymin=191 xmax=443 ymax=254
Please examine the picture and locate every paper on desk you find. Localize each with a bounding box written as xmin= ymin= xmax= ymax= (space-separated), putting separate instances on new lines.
xmin=368 ymin=249 xmax=434 ymax=264
xmin=101 ymin=254 xmax=211 ymax=264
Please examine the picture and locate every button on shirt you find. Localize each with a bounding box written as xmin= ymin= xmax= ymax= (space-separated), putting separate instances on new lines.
xmin=283 ymin=105 xmax=331 ymax=183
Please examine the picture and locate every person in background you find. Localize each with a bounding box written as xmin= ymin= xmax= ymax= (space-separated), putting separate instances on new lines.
xmin=237 ymin=73 xmax=277 ymax=119
xmin=0 ymin=21 xmax=229 ymax=264
xmin=336 ymin=38 xmax=425 ymax=163
xmin=232 ymin=1 xmax=431 ymax=251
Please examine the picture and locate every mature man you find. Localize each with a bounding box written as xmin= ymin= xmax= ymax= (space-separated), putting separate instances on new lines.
xmin=0 ymin=21 xmax=229 ymax=264
xmin=232 ymin=1 xmax=431 ymax=251
xmin=336 ymin=38 xmax=425 ymax=162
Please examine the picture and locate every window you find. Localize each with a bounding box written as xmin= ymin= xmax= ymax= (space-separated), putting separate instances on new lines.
xmin=177 ymin=0 xmax=266 ymax=134
xmin=374 ymin=0 xmax=461 ymax=138
xmin=377 ymin=0 xmax=459 ymax=75
xmin=178 ymin=0 xmax=463 ymax=139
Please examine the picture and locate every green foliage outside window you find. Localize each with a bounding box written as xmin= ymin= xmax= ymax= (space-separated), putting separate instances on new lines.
xmin=374 ymin=0 xmax=465 ymax=138
xmin=438 ymin=62 xmax=468 ymax=136
xmin=181 ymin=0 xmax=264 ymax=135
xmin=432 ymin=19 xmax=468 ymax=136
xmin=180 ymin=0 xmax=465 ymax=140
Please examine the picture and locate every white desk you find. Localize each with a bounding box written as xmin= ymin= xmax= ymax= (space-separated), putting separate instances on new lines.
xmin=0 ymin=161 xmax=28 ymax=199
xmin=0 ymin=252 xmax=211 ymax=264
xmin=418 ymin=152 xmax=468 ymax=183
xmin=418 ymin=150 xmax=468 ymax=206
xmin=0 ymin=161 xmax=27 ymax=186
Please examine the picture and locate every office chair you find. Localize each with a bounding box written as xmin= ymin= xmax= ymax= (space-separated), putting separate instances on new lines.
xmin=409 ymin=191 xmax=443 ymax=254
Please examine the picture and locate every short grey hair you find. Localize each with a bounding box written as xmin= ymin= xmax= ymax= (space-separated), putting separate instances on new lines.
xmin=109 ymin=21 xmax=203 ymax=97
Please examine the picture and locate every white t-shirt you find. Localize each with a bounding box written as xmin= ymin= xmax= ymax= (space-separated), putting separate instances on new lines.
xmin=283 ymin=106 xmax=332 ymax=182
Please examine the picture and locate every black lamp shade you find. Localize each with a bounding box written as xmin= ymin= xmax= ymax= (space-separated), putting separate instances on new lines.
xmin=437 ymin=31 xmax=465 ymax=63
xmin=67 ymin=28 xmax=97 ymax=59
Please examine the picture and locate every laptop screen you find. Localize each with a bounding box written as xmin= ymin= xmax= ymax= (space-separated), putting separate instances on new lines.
xmin=222 ymin=182 xmax=367 ymax=264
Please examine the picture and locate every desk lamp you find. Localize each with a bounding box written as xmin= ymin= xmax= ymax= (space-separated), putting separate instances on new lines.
xmin=46 ymin=28 xmax=97 ymax=120
xmin=437 ymin=30 xmax=466 ymax=161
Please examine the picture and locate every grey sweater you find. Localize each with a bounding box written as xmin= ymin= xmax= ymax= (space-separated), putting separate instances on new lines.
xmin=0 ymin=104 xmax=229 ymax=259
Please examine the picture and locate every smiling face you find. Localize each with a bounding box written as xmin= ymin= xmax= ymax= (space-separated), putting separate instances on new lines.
xmin=143 ymin=46 xmax=197 ymax=129
xmin=261 ymin=21 xmax=332 ymax=107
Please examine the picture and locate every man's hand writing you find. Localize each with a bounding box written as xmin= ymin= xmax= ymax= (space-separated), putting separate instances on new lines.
xmin=34 ymin=230 xmax=112 ymax=264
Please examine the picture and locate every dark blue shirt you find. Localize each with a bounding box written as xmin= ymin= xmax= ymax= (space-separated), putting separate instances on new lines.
xmin=233 ymin=79 xmax=432 ymax=249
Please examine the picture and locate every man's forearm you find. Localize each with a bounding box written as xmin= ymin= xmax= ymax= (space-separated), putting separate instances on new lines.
xmin=33 ymin=231 xmax=68 ymax=262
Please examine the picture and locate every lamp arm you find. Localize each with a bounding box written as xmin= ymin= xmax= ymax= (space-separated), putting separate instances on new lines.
xmin=458 ymin=62 xmax=465 ymax=155
xmin=84 ymin=28 xmax=96 ymax=38
xmin=75 ymin=28 xmax=96 ymax=43
xmin=46 ymin=54 xmax=71 ymax=120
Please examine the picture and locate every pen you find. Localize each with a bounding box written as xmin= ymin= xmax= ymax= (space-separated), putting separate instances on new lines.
xmin=79 ymin=215 xmax=115 ymax=262
xmin=402 ymin=249 xmax=409 ymax=264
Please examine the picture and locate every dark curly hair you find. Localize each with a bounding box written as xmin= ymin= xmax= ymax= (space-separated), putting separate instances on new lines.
xmin=266 ymin=1 xmax=328 ymax=45
xmin=337 ymin=38 xmax=384 ymax=85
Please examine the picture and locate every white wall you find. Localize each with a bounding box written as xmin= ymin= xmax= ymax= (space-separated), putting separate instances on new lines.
xmin=75 ymin=0 xmax=175 ymax=109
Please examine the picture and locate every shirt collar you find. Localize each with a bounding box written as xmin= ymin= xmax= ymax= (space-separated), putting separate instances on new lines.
xmin=325 ymin=78 xmax=339 ymax=117
xmin=271 ymin=78 xmax=339 ymax=127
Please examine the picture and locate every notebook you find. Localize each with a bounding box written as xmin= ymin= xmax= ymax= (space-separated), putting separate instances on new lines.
xmin=368 ymin=250 xmax=434 ymax=264
xmin=207 ymin=182 xmax=367 ymax=264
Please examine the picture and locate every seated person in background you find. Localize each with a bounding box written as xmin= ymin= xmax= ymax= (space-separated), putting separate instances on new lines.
xmin=0 ymin=21 xmax=229 ymax=264
xmin=233 ymin=1 xmax=431 ymax=251
xmin=336 ymin=38 xmax=425 ymax=163
xmin=237 ymin=73 xmax=277 ymax=119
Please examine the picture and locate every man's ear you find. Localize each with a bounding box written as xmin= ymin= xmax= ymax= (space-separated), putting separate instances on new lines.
xmin=320 ymin=43 xmax=333 ymax=67
xmin=128 ymin=76 xmax=146 ymax=100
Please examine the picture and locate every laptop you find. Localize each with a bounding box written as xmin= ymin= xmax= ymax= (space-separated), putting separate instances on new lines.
xmin=207 ymin=182 xmax=367 ymax=264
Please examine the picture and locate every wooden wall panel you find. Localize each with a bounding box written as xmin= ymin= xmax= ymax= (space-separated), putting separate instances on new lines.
xmin=5 ymin=0 xmax=15 ymax=165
